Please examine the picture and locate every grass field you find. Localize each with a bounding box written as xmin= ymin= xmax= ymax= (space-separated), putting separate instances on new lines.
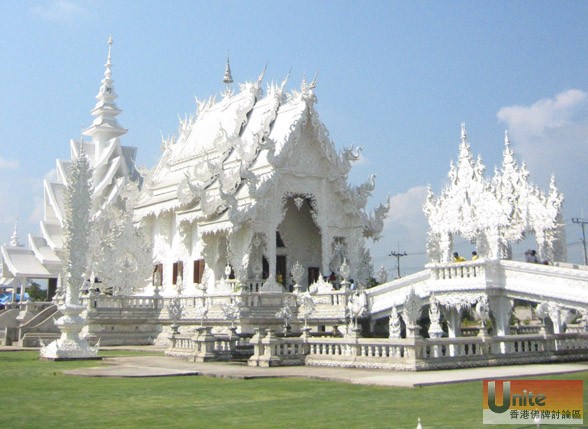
xmin=0 ymin=351 xmax=585 ymax=428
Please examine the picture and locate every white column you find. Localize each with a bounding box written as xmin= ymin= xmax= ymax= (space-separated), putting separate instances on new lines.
xmin=10 ymin=278 xmax=19 ymax=304
xmin=20 ymin=278 xmax=26 ymax=302
xmin=489 ymin=296 xmax=512 ymax=336
xmin=266 ymin=226 xmax=276 ymax=279
xmin=445 ymin=307 xmax=461 ymax=357
xmin=489 ymin=295 xmax=513 ymax=354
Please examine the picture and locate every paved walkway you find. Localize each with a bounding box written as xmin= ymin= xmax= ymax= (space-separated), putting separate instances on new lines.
xmin=4 ymin=345 xmax=586 ymax=387
xmin=61 ymin=351 xmax=588 ymax=387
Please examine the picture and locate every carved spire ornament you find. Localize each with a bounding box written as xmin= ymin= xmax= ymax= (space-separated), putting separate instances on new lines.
xmin=424 ymin=126 xmax=565 ymax=263
xmin=40 ymin=143 xmax=99 ymax=360
xmin=9 ymin=218 xmax=22 ymax=247
xmin=84 ymin=36 xmax=127 ymax=140
xmin=223 ymin=53 xmax=234 ymax=85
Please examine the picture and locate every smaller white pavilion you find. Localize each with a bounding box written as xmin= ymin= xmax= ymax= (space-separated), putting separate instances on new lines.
xmin=424 ymin=124 xmax=566 ymax=264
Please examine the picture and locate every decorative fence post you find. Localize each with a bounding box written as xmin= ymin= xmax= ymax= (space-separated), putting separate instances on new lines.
xmin=247 ymin=328 xmax=266 ymax=367
xmin=191 ymin=326 xmax=217 ymax=362
xmin=258 ymin=330 xmax=281 ymax=367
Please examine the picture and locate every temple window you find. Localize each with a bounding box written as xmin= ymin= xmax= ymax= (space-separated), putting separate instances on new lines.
xmin=193 ymin=259 xmax=205 ymax=284
xmin=172 ymin=261 xmax=183 ymax=285
xmin=153 ymin=263 xmax=163 ymax=285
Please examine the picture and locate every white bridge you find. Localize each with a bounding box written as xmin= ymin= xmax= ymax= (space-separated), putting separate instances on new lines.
xmin=366 ymin=259 xmax=588 ymax=335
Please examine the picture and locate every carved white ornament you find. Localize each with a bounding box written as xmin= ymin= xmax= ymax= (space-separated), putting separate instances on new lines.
xmin=424 ymin=126 xmax=565 ymax=263
xmin=221 ymin=299 xmax=241 ymax=328
xmin=275 ymin=304 xmax=293 ymax=328
xmin=291 ymin=261 xmax=305 ymax=286
xmin=389 ymin=308 xmax=401 ymax=338
xmin=293 ymin=196 xmax=304 ymax=210
xmin=428 ymin=295 xmax=443 ymax=336
xmin=402 ymin=288 xmax=422 ymax=326
xmin=41 ymin=146 xmax=98 ymax=360
xmin=347 ymin=292 xmax=367 ymax=329
xmin=297 ymin=291 xmax=315 ymax=328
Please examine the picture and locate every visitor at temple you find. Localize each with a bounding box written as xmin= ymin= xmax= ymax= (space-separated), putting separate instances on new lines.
xmin=471 ymin=251 xmax=479 ymax=260
xmin=453 ymin=252 xmax=465 ymax=262
xmin=525 ymin=249 xmax=539 ymax=263
xmin=276 ymin=271 xmax=284 ymax=285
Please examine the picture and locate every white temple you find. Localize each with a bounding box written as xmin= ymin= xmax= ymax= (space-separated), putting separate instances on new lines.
xmin=1 ymin=39 xmax=587 ymax=372
xmin=134 ymin=66 xmax=389 ymax=297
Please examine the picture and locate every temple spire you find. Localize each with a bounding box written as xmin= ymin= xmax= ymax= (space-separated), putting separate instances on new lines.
xmin=223 ymin=53 xmax=234 ymax=85
xmin=107 ymin=35 xmax=113 ymax=65
xmin=83 ymin=36 xmax=127 ymax=142
xmin=9 ymin=218 xmax=22 ymax=247
xmin=460 ymin=122 xmax=467 ymax=144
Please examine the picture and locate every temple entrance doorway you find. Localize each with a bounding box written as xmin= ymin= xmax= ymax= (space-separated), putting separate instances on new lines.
xmin=278 ymin=196 xmax=322 ymax=290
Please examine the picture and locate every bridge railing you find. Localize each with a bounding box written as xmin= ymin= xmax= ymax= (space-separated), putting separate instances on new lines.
xmin=428 ymin=259 xmax=488 ymax=281
xmin=245 ymin=331 xmax=588 ymax=371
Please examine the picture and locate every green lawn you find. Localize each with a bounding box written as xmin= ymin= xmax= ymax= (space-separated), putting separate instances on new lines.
xmin=0 ymin=351 xmax=585 ymax=428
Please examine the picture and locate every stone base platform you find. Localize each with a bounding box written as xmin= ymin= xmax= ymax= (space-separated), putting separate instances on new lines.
xmin=62 ymin=354 xmax=588 ymax=387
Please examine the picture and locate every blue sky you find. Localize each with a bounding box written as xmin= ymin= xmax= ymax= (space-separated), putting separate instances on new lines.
xmin=1 ymin=1 xmax=588 ymax=276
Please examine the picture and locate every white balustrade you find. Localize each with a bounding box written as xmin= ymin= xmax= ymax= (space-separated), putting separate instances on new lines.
xmin=255 ymin=332 xmax=588 ymax=370
xmin=430 ymin=261 xmax=485 ymax=281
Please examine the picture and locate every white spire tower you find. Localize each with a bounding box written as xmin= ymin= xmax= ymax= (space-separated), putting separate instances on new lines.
xmin=223 ymin=52 xmax=234 ymax=86
xmin=9 ymin=218 xmax=22 ymax=247
xmin=83 ymin=36 xmax=127 ymax=149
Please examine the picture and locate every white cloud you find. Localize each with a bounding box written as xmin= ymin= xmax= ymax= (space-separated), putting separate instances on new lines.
xmin=370 ymin=186 xmax=430 ymax=276
xmin=28 ymin=171 xmax=51 ymax=227
xmin=32 ymin=0 xmax=91 ymax=22
xmin=0 ymin=157 xmax=20 ymax=170
xmin=497 ymin=89 xmax=588 ymax=183
xmin=497 ymin=89 xmax=587 ymax=138
xmin=385 ymin=185 xmax=428 ymax=230
xmin=0 ymin=168 xmax=45 ymax=244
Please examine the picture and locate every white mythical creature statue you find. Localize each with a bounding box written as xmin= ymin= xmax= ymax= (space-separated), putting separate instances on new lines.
xmin=195 ymin=301 xmax=210 ymax=327
xmin=275 ymin=304 xmax=293 ymax=333
xmin=475 ymin=296 xmax=490 ymax=324
xmin=339 ymin=145 xmax=362 ymax=175
xmin=389 ymin=308 xmax=401 ymax=339
xmin=297 ymin=291 xmax=315 ymax=329
xmin=221 ymin=299 xmax=241 ymax=329
xmin=347 ymin=291 xmax=367 ymax=330
xmin=428 ymin=296 xmax=444 ymax=338
xmin=351 ymin=174 xmax=376 ymax=210
xmin=364 ymin=197 xmax=391 ymax=240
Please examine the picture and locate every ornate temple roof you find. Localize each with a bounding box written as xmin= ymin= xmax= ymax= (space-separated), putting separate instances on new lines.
xmin=135 ymin=71 xmax=385 ymax=238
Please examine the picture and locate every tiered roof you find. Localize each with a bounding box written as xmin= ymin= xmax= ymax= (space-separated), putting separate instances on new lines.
xmin=136 ymin=71 xmax=386 ymax=239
